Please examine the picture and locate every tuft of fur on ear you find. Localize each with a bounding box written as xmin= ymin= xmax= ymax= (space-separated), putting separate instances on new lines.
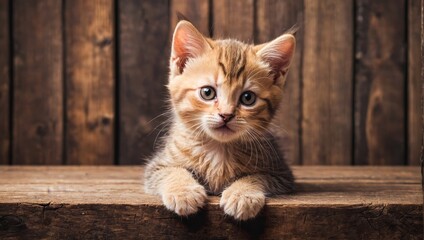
xmin=255 ymin=34 xmax=296 ymax=85
xmin=171 ymin=20 xmax=211 ymax=74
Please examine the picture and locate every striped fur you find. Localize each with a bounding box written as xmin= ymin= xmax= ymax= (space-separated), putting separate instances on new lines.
xmin=145 ymin=21 xmax=295 ymax=220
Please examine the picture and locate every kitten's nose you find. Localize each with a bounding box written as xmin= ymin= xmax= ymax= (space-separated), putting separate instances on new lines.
xmin=218 ymin=113 xmax=235 ymax=123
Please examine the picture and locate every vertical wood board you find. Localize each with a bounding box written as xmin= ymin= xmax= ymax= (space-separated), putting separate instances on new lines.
xmin=170 ymin=0 xmax=209 ymax=36
xmin=65 ymin=0 xmax=115 ymax=165
xmin=0 ymin=0 xmax=9 ymax=164
xmin=213 ymin=0 xmax=254 ymax=42
xmin=302 ymin=0 xmax=353 ymax=165
xmin=408 ymin=0 xmax=422 ymax=165
xmin=119 ymin=0 xmax=170 ymax=164
xmin=354 ymin=0 xmax=406 ymax=165
xmin=12 ymin=0 xmax=63 ymax=164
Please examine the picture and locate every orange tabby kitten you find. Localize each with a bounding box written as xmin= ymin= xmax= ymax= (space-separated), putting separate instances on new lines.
xmin=145 ymin=20 xmax=295 ymax=221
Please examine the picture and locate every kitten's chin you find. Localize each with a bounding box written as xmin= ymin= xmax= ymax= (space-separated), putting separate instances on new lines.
xmin=207 ymin=125 xmax=240 ymax=143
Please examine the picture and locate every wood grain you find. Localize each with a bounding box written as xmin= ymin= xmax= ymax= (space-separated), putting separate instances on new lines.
xmin=213 ymin=0 xmax=254 ymax=41
xmin=408 ymin=0 xmax=422 ymax=166
xmin=354 ymin=0 xmax=406 ymax=165
xmin=65 ymin=0 xmax=115 ymax=165
xmin=0 ymin=166 xmax=421 ymax=239
xmin=256 ymin=0 xmax=304 ymax=165
xmin=421 ymin=0 xmax=424 ymax=190
xmin=302 ymin=0 xmax=353 ymax=165
xmin=170 ymin=0 xmax=209 ymax=36
xmin=12 ymin=0 xmax=63 ymax=165
xmin=118 ymin=0 xmax=169 ymax=165
xmin=0 ymin=0 xmax=9 ymax=164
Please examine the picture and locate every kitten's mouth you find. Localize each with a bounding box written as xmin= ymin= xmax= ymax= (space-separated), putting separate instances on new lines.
xmin=207 ymin=123 xmax=239 ymax=142
xmin=212 ymin=124 xmax=235 ymax=134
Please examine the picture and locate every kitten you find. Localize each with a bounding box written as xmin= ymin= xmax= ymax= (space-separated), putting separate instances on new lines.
xmin=145 ymin=20 xmax=295 ymax=221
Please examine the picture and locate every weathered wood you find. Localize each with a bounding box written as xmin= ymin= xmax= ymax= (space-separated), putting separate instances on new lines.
xmin=354 ymin=0 xmax=406 ymax=165
xmin=170 ymin=0 xmax=209 ymax=36
xmin=65 ymin=0 xmax=115 ymax=165
xmin=118 ymin=0 xmax=169 ymax=164
xmin=0 ymin=0 xmax=9 ymax=165
xmin=256 ymin=0 xmax=304 ymax=165
xmin=409 ymin=0 xmax=422 ymax=166
xmin=302 ymin=0 xmax=353 ymax=165
xmin=0 ymin=166 xmax=421 ymax=239
xmin=213 ymin=0 xmax=254 ymax=41
xmin=421 ymin=0 xmax=424 ymax=191
xmin=12 ymin=0 xmax=63 ymax=164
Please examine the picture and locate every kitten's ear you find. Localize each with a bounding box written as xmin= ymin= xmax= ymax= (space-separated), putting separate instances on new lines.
xmin=255 ymin=34 xmax=296 ymax=85
xmin=171 ymin=20 xmax=211 ymax=74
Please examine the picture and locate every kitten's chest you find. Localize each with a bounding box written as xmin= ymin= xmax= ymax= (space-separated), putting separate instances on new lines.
xmin=188 ymin=144 xmax=243 ymax=194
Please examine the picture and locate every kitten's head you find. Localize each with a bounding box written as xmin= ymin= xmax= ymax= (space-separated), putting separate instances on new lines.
xmin=168 ymin=21 xmax=295 ymax=143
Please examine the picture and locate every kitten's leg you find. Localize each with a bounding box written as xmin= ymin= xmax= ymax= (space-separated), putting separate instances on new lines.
xmin=220 ymin=174 xmax=293 ymax=221
xmin=145 ymin=166 xmax=207 ymax=216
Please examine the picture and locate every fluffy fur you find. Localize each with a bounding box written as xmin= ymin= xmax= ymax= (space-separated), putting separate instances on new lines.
xmin=145 ymin=21 xmax=296 ymax=221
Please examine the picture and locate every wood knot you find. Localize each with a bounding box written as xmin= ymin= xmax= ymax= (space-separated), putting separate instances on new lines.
xmin=101 ymin=116 xmax=111 ymax=125
xmin=36 ymin=124 xmax=48 ymax=137
xmin=95 ymin=37 xmax=113 ymax=48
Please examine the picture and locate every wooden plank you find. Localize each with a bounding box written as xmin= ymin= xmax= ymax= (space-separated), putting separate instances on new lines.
xmin=302 ymin=0 xmax=353 ymax=165
xmin=170 ymin=0 xmax=209 ymax=36
xmin=118 ymin=0 xmax=169 ymax=164
xmin=421 ymin=0 xmax=424 ymax=190
xmin=0 ymin=166 xmax=421 ymax=239
xmin=12 ymin=0 xmax=63 ymax=165
xmin=256 ymin=0 xmax=304 ymax=165
xmin=65 ymin=0 xmax=115 ymax=165
xmin=408 ymin=0 xmax=422 ymax=165
xmin=212 ymin=0 xmax=254 ymax=41
xmin=0 ymin=0 xmax=9 ymax=164
xmin=354 ymin=0 xmax=406 ymax=165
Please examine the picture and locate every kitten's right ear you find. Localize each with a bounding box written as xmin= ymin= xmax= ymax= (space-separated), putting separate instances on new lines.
xmin=171 ymin=20 xmax=211 ymax=74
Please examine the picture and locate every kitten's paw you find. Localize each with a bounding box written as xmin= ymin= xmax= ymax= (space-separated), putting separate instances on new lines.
xmin=161 ymin=184 xmax=207 ymax=216
xmin=220 ymin=187 xmax=265 ymax=221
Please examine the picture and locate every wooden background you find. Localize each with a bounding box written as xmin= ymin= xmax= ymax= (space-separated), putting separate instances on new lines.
xmin=0 ymin=0 xmax=421 ymax=166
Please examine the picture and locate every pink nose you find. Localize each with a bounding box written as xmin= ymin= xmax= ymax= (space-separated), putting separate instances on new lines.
xmin=219 ymin=113 xmax=235 ymax=123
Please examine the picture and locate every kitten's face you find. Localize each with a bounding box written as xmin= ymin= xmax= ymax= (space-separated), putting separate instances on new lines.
xmin=168 ymin=21 xmax=295 ymax=143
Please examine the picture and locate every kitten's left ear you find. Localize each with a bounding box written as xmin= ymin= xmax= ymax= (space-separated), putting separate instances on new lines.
xmin=171 ymin=20 xmax=211 ymax=74
xmin=255 ymin=34 xmax=296 ymax=85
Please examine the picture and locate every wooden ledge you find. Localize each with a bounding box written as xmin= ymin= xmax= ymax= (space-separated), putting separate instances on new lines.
xmin=0 ymin=166 xmax=422 ymax=239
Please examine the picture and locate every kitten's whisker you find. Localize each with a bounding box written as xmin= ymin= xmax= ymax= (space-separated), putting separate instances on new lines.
xmin=147 ymin=110 xmax=173 ymax=125
xmin=250 ymin=127 xmax=281 ymax=171
xmin=244 ymin=130 xmax=264 ymax=169
xmin=149 ymin=119 xmax=172 ymax=135
xmin=153 ymin=121 xmax=171 ymax=148
xmin=245 ymin=126 xmax=276 ymax=170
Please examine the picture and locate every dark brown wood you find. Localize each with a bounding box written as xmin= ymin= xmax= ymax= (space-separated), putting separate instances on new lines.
xmin=118 ymin=0 xmax=170 ymax=164
xmin=0 ymin=0 xmax=9 ymax=165
xmin=0 ymin=166 xmax=421 ymax=239
xmin=354 ymin=0 xmax=406 ymax=165
xmin=12 ymin=0 xmax=63 ymax=164
xmin=65 ymin=0 xmax=115 ymax=165
xmin=256 ymin=0 xmax=304 ymax=165
xmin=213 ymin=0 xmax=254 ymax=41
xmin=302 ymin=0 xmax=353 ymax=165
xmin=409 ymin=0 xmax=422 ymax=166
xmin=421 ymin=0 xmax=424 ymax=193
xmin=170 ymin=0 xmax=209 ymax=36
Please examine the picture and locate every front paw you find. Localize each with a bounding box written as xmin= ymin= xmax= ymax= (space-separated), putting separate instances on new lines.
xmin=220 ymin=187 xmax=265 ymax=221
xmin=161 ymin=183 xmax=207 ymax=216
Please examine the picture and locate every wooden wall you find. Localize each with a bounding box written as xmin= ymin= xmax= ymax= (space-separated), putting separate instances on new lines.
xmin=0 ymin=0 xmax=421 ymax=165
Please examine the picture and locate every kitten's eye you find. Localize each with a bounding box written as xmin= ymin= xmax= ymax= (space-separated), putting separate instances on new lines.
xmin=240 ymin=91 xmax=256 ymax=106
xmin=200 ymin=86 xmax=216 ymax=101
